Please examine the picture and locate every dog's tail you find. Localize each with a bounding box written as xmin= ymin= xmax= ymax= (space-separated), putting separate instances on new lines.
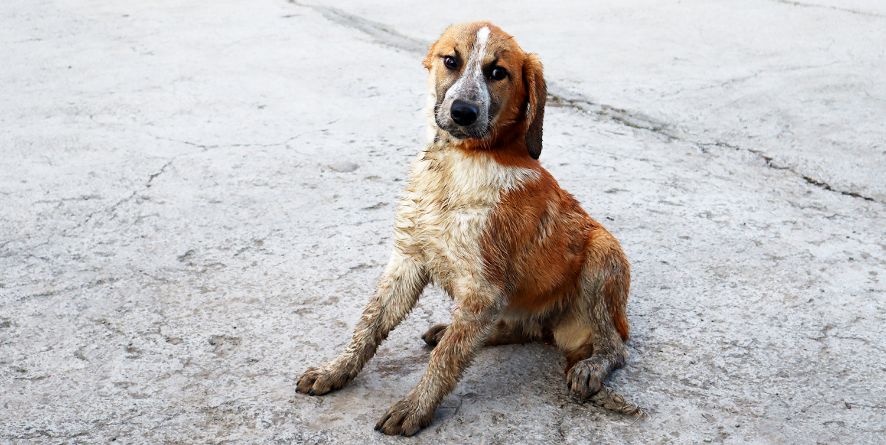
xmin=587 ymin=385 xmax=647 ymax=417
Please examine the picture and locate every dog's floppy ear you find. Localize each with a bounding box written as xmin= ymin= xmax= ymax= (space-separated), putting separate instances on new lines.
xmin=522 ymin=53 xmax=546 ymax=159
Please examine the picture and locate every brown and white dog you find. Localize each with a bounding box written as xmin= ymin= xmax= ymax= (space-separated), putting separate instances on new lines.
xmin=297 ymin=21 xmax=640 ymax=436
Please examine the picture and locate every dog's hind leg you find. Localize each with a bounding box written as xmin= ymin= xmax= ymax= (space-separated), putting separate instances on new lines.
xmin=297 ymin=251 xmax=428 ymax=396
xmin=554 ymin=240 xmax=643 ymax=416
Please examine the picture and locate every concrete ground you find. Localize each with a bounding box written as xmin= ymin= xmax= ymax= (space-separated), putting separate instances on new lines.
xmin=1 ymin=0 xmax=884 ymax=443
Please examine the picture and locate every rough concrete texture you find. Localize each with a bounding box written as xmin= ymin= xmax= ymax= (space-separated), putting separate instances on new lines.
xmin=1 ymin=0 xmax=884 ymax=443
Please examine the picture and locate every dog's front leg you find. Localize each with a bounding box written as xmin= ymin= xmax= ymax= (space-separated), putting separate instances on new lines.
xmin=297 ymin=251 xmax=428 ymax=396
xmin=375 ymin=287 xmax=500 ymax=436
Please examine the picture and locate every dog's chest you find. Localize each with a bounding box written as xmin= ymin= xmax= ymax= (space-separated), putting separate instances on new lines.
xmin=395 ymin=148 xmax=538 ymax=283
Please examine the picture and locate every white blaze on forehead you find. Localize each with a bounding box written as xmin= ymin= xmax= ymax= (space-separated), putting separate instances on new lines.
xmin=476 ymin=26 xmax=490 ymax=53
xmin=471 ymin=26 xmax=491 ymax=72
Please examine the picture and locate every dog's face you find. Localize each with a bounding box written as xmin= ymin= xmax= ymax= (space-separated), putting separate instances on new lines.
xmin=424 ymin=22 xmax=547 ymax=158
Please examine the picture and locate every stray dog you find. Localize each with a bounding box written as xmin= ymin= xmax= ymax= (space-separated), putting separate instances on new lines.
xmin=297 ymin=21 xmax=641 ymax=436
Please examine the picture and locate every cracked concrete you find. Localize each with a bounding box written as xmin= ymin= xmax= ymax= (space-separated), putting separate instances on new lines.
xmin=1 ymin=0 xmax=885 ymax=444
xmin=770 ymin=0 xmax=886 ymax=18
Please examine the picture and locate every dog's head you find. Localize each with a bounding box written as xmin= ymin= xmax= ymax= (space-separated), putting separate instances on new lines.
xmin=424 ymin=22 xmax=547 ymax=159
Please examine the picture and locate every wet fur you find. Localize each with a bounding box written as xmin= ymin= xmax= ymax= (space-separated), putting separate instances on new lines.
xmin=296 ymin=21 xmax=641 ymax=436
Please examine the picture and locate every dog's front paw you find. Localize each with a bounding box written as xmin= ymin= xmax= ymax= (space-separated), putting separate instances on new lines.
xmin=374 ymin=397 xmax=434 ymax=436
xmin=566 ymin=358 xmax=606 ymax=400
xmin=296 ymin=366 xmax=351 ymax=396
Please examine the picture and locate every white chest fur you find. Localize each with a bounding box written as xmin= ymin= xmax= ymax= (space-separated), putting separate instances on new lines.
xmin=392 ymin=146 xmax=538 ymax=291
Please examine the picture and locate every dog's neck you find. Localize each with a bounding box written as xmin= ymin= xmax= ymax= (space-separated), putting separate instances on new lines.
xmin=427 ymin=123 xmax=535 ymax=169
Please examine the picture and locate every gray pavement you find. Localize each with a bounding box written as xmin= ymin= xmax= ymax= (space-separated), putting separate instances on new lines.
xmin=1 ymin=0 xmax=884 ymax=443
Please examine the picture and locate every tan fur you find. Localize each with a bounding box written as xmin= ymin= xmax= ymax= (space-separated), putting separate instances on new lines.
xmin=297 ymin=22 xmax=641 ymax=436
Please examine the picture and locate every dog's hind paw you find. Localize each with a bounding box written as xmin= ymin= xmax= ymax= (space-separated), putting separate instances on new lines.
xmin=566 ymin=357 xmax=606 ymax=400
xmin=420 ymin=323 xmax=447 ymax=348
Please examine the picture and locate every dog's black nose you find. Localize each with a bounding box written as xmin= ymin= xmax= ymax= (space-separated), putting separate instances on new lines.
xmin=450 ymin=100 xmax=479 ymax=126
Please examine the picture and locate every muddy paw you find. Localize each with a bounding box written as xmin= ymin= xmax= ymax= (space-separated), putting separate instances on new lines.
xmin=420 ymin=323 xmax=447 ymax=348
xmin=374 ymin=397 xmax=434 ymax=436
xmin=566 ymin=358 xmax=606 ymax=401
xmin=296 ymin=366 xmax=351 ymax=396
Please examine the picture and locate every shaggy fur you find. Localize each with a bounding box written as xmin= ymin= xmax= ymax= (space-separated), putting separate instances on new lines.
xmin=296 ymin=21 xmax=641 ymax=436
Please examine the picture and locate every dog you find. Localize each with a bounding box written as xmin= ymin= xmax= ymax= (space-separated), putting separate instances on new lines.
xmin=297 ymin=21 xmax=640 ymax=436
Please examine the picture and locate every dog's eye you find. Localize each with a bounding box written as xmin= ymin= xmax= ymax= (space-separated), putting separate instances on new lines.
xmin=490 ymin=66 xmax=508 ymax=81
xmin=443 ymin=56 xmax=458 ymax=70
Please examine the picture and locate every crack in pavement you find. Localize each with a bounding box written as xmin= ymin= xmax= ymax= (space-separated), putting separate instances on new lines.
xmin=6 ymin=133 xmax=315 ymax=250
xmin=699 ymin=141 xmax=876 ymax=202
xmin=151 ymin=133 xmax=311 ymax=152
xmin=287 ymin=0 xmax=425 ymax=53
xmin=288 ymin=0 xmax=882 ymax=205
xmin=16 ymin=277 xmax=120 ymax=301
xmin=545 ymin=92 xmax=678 ymax=140
xmin=46 ymin=131 xmax=311 ymax=241
xmin=770 ymin=0 xmax=885 ymax=18
xmin=146 ymin=159 xmax=174 ymax=187
xmin=61 ymin=158 xmax=176 ymax=236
